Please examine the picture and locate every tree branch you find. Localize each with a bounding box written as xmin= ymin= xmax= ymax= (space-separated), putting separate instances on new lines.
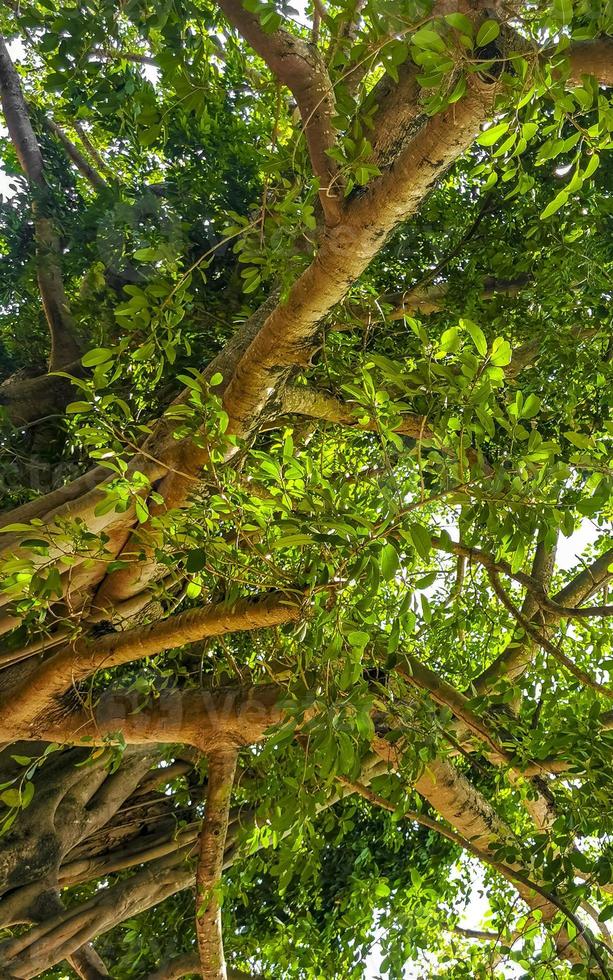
xmin=221 ymin=80 xmax=496 ymax=435
xmin=276 ymin=386 xmax=433 ymax=439
xmin=3 ymin=592 xmax=303 ymax=735
xmin=392 ymin=652 xmax=514 ymax=766
xmin=431 ymin=537 xmax=613 ymax=619
xmin=215 ymin=0 xmax=341 ymax=225
xmin=0 ymin=36 xmax=82 ymax=370
xmin=196 ymin=748 xmax=238 ymax=979
xmin=45 ymin=118 xmax=110 ymax=192
xmin=488 ymin=571 xmax=613 ymax=702
xmin=67 ymin=943 xmax=111 ymax=979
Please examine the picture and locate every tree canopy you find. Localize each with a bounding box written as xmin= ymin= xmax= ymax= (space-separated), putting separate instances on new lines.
xmin=0 ymin=0 xmax=611 ymax=977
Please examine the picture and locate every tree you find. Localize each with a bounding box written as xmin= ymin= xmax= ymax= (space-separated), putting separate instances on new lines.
xmin=0 ymin=0 xmax=611 ymax=975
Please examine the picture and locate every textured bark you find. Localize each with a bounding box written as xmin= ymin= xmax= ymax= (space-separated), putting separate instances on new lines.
xmin=370 ymin=743 xmax=598 ymax=970
xmin=0 ymin=851 xmax=194 ymax=978
xmin=29 ymin=683 xmax=287 ymax=750
xmin=221 ymin=80 xmax=496 ymax=437
xmin=67 ymin=943 xmax=111 ymax=979
xmin=2 ymin=592 xmax=302 ymax=733
xmin=473 ymin=546 xmax=613 ymax=690
xmin=393 ymin=653 xmax=514 ymax=766
xmin=215 ymin=0 xmax=341 ymax=225
xmin=277 ymin=386 xmax=433 ymax=439
xmin=195 ymin=749 xmax=238 ymax=980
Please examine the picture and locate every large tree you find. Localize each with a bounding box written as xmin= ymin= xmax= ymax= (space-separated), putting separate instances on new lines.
xmin=0 ymin=0 xmax=611 ymax=976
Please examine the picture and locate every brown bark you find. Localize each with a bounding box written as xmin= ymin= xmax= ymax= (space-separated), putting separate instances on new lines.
xmin=370 ymin=746 xmax=597 ymax=971
xmin=221 ymin=81 xmax=495 ymax=437
xmin=0 ymin=37 xmax=82 ymax=370
xmin=488 ymin=571 xmax=613 ymax=700
xmin=473 ymin=546 xmax=613 ymax=691
xmin=147 ymin=953 xmax=261 ymax=978
xmin=431 ymin=536 xmax=613 ymax=619
xmin=27 ymin=684 xmax=286 ymax=751
xmin=195 ymin=748 xmax=238 ymax=980
xmin=393 ymin=652 xmax=514 ymax=766
xmin=67 ymin=943 xmax=111 ymax=979
xmin=277 ymin=385 xmax=433 ymax=439
xmin=0 ymin=851 xmax=194 ymax=978
xmin=2 ymin=588 xmax=300 ymax=733
xmin=215 ymin=0 xmax=341 ymax=225
xmin=46 ymin=118 xmax=109 ymax=192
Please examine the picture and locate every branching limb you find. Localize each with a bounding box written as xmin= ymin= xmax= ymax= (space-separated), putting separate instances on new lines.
xmin=9 ymin=679 xmax=286 ymax=751
xmin=488 ymin=571 xmax=613 ymax=701
xmin=147 ymin=954 xmax=261 ymax=979
xmin=0 ymin=851 xmax=193 ymax=978
xmin=3 ymin=591 xmax=303 ymax=733
xmin=45 ymin=118 xmax=110 ymax=192
xmin=196 ymin=748 xmax=238 ymax=979
xmin=392 ymin=652 xmax=514 ymax=766
xmin=368 ymin=750 xmax=609 ymax=974
xmin=215 ymin=0 xmax=341 ymax=225
xmin=72 ymin=121 xmax=114 ymax=179
xmin=431 ymin=537 xmax=613 ymax=619
xmin=553 ymin=548 xmax=613 ymax=609
xmin=67 ymin=943 xmax=111 ymax=979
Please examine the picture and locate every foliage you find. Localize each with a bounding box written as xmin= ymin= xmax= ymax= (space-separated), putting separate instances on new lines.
xmin=0 ymin=0 xmax=611 ymax=978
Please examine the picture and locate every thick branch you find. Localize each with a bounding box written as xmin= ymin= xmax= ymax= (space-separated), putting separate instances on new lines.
xmin=488 ymin=571 xmax=613 ymax=701
xmin=67 ymin=944 xmax=111 ymax=980
xmin=196 ymin=748 xmax=238 ymax=979
xmin=3 ymin=592 xmax=302 ymax=735
xmin=0 ymin=851 xmax=193 ymax=978
xmin=277 ymin=386 xmax=433 ymax=439
xmin=564 ymin=39 xmax=613 ymax=86
xmin=222 ymin=80 xmax=496 ymax=435
xmin=432 ymin=537 xmax=613 ymax=619
xmin=393 ymin=652 xmax=514 ymax=766
xmin=216 ymin=0 xmax=341 ymax=224
xmin=473 ymin=546 xmax=613 ymax=692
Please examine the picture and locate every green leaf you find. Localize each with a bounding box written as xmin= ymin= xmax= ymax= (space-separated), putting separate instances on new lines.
xmin=409 ymin=523 xmax=431 ymax=560
xmin=21 ymin=781 xmax=34 ymax=809
xmin=476 ymin=20 xmax=500 ymax=47
xmin=66 ymin=401 xmax=92 ymax=414
xmin=476 ymin=122 xmax=508 ymax=146
xmin=461 ymin=318 xmax=487 ymax=357
xmin=490 ymin=337 xmax=512 ymax=367
xmin=563 ymin=430 xmax=591 ymax=449
xmin=272 ymin=534 xmax=315 ymax=549
xmin=82 ymin=347 xmax=113 ymax=367
xmin=552 ymin=0 xmax=572 ymax=25
xmin=348 ymin=630 xmax=369 ymax=649
xmin=540 ymin=190 xmax=568 ymax=220
xmin=374 ymin=880 xmax=391 ymax=897
xmin=438 ymin=327 xmax=461 ymax=355
xmin=186 ymin=548 xmax=207 ymax=573
xmin=583 ymin=153 xmax=599 ymax=180
xmin=444 ymin=12 xmax=473 ymax=36
xmin=380 ymin=542 xmax=399 ymax=581
xmin=411 ymin=29 xmax=446 ymax=52
xmin=1 ymin=789 xmax=21 ymax=808
xmin=520 ymin=393 xmax=541 ymax=419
